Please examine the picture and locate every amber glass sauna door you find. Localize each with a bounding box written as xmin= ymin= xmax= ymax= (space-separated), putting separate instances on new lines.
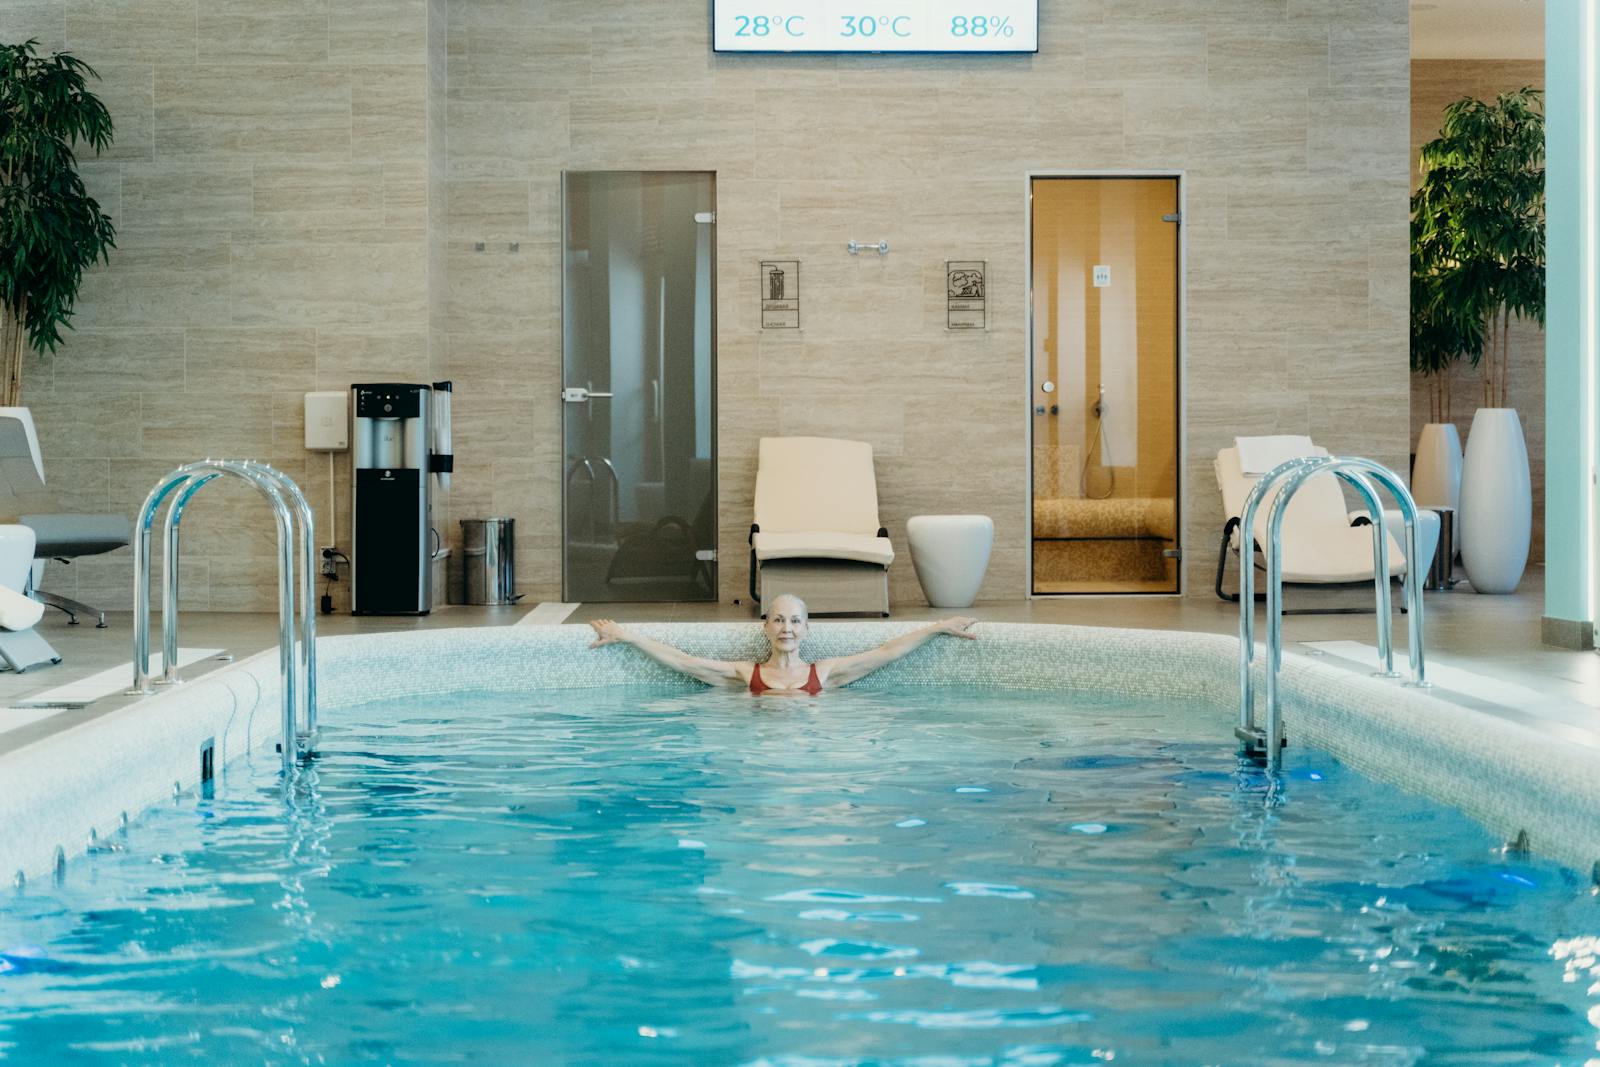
xmin=562 ymin=172 xmax=717 ymax=602
xmin=1030 ymin=177 xmax=1180 ymax=594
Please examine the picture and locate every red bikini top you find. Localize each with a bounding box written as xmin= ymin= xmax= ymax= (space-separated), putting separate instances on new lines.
xmin=749 ymin=662 xmax=822 ymax=696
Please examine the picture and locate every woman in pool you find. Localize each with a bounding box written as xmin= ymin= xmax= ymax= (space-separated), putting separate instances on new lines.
xmin=587 ymin=594 xmax=977 ymax=695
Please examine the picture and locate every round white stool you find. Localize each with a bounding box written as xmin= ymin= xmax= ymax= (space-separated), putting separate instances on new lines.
xmin=906 ymin=515 xmax=993 ymax=609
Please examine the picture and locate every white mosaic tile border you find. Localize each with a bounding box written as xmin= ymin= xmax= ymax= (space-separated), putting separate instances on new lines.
xmin=3 ymin=621 xmax=1597 ymax=882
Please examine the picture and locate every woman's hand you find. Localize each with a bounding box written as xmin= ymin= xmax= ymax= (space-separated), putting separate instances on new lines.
xmin=936 ymin=617 xmax=978 ymax=639
xmin=588 ymin=618 xmax=631 ymax=648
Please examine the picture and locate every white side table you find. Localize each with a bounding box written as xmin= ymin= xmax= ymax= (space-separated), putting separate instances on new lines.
xmin=906 ymin=515 xmax=993 ymax=609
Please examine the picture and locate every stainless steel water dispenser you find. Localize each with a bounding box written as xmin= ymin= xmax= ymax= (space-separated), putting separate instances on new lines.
xmin=351 ymin=383 xmax=433 ymax=614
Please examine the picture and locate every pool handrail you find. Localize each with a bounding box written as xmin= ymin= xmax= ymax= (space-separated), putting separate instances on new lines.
xmin=130 ymin=460 xmax=315 ymax=774
xmin=1237 ymin=455 xmax=1429 ymax=768
xmin=158 ymin=462 xmax=318 ymax=745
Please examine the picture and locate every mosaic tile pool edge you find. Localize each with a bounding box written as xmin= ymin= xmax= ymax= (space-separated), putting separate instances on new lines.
xmin=2 ymin=621 xmax=1595 ymax=882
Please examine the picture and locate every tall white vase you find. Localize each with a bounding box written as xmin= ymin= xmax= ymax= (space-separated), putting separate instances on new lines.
xmin=1411 ymin=422 xmax=1462 ymax=509
xmin=1412 ymin=422 xmax=1464 ymax=559
xmin=1458 ymin=408 xmax=1531 ymax=594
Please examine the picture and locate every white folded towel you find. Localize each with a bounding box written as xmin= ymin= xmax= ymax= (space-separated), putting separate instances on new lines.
xmin=0 ymin=584 xmax=44 ymax=632
xmin=1235 ymin=435 xmax=1316 ymax=476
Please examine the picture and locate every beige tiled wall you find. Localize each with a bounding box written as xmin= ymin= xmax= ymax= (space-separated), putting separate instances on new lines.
xmin=1409 ymin=59 xmax=1545 ymax=563
xmin=4 ymin=0 xmax=1411 ymax=610
xmin=2 ymin=0 xmax=440 ymax=612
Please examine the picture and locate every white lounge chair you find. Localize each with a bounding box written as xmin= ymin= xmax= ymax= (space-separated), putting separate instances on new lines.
xmin=0 ymin=408 xmax=131 ymax=629
xmin=748 ymin=436 xmax=894 ymax=616
xmin=1214 ymin=436 xmax=1438 ymax=614
xmin=0 ymin=410 xmax=61 ymax=671
xmin=0 ymin=524 xmax=54 ymax=671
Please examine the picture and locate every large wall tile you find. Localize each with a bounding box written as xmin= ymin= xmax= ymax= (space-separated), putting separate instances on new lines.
xmin=88 ymin=62 xmax=156 ymax=163
xmin=156 ymin=65 xmax=352 ymax=161
xmin=119 ymin=164 xmax=253 ymax=232
xmin=446 ymin=92 xmax=569 ymax=179
xmin=1206 ymin=26 xmax=1330 ymax=89
xmin=331 ymin=0 xmax=427 ymax=63
xmin=353 ymin=65 xmax=428 ymax=162
xmin=184 ymin=328 xmax=317 ymax=392
xmin=72 ymin=234 xmax=232 ymax=328
xmin=140 ymin=393 xmax=276 ymax=458
xmin=64 ymin=0 xmax=196 ymax=63
xmin=316 ymin=329 xmax=431 ymax=388
xmin=49 ymin=329 xmax=183 ymax=393
xmin=451 ymin=25 xmax=592 ymax=90
xmin=251 ymin=164 xmax=386 ymax=237
xmin=197 ymin=0 xmax=331 ymax=64
xmin=31 ymin=393 xmax=140 ymax=459
xmin=1 ymin=3 xmax=67 ymax=51
xmin=231 ymin=239 xmax=428 ymax=326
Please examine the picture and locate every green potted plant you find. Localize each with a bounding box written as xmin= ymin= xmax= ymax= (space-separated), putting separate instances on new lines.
xmin=1409 ymin=87 xmax=1544 ymax=593
xmin=0 ymin=39 xmax=117 ymax=407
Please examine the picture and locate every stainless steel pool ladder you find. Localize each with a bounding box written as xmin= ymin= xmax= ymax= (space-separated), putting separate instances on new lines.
xmin=1237 ymin=456 xmax=1429 ymax=770
xmin=128 ymin=460 xmax=317 ymax=774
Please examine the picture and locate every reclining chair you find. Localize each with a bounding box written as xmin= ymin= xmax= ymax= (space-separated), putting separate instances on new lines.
xmin=0 ymin=408 xmax=131 ymax=631
xmin=748 ymin=436 xmax=894 ymax=616
xmin=0 ymin=523 xmax=57 ymax=672
xmin=1215 ymin=435 xmax=1438 ymax=614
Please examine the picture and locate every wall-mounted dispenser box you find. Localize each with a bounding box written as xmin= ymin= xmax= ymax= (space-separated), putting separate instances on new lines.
xmin=304 ymin=391 xmax=349 ymax=451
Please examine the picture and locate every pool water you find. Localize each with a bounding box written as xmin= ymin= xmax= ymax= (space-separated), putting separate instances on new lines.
xmin=1 ymin=687 xmax=1597 ymax=1065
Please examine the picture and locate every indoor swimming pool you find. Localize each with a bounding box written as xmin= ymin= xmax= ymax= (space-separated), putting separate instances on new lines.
xmin=2 ymin=682 xmax=1596 ymax=1065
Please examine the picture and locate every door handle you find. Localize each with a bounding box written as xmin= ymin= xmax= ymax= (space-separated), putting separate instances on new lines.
xmin=561 ymin=387 xmax=614 ymax=403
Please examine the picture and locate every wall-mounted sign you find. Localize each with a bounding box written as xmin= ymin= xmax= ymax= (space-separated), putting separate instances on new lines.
xmin=761 ymin=261 xmax=800 ymax=329
xmin=713 ymin=2 xmax=1038 ymax=53
xmin=947 ymin=261 xmax=986 ymax=330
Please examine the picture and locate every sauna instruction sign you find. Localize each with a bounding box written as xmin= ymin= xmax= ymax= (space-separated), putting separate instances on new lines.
xmin=761 ymin=261 xmax=800 ymax=329
xmin=947 ymin=261 xmax=986 ymax=329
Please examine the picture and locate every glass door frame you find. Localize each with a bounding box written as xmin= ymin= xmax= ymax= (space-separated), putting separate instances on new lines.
xmin=559 ymin=169 xmax=719 ymax=603
xmin=1023 ymin=170 xmax=1187 ymax=598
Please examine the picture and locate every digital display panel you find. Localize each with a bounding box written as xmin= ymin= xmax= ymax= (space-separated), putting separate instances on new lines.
xmin=713 ymin=1 xmax=1038 ymax=53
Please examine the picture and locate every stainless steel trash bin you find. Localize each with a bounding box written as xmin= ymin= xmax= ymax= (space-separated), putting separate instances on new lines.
xmin=461 ymin=518 xmax=517 ymax=605
xmin=1424 ymin=507 xmax=1455 ymax=590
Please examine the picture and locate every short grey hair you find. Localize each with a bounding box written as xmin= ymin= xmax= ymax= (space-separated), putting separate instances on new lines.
xmin=766 ymin=593 xmax=808 ymax=621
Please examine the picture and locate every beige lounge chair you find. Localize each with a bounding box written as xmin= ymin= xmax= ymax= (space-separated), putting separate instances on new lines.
xmin=749 ymin=436 xmax=894 ymax=616
xmin=1214 ymin=436 xmax=1430 ymax=614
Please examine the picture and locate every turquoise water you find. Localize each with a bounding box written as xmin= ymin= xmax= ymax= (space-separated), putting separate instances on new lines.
xmin=1 ymin=686 xmax=1596 ymax=1065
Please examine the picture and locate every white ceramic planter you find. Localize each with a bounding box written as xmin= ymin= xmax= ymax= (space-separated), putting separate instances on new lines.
xmin=1412 ymin=421 xmax=1465 ymax=561
xmin=906 ymin=515 xmax=994 ymax=608
xmin=1458 ymin=408 xmax=1532 ymax=594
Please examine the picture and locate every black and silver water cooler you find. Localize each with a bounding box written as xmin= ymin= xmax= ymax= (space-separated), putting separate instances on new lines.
xmin=351 ymin=383 xmax=434 ymax=615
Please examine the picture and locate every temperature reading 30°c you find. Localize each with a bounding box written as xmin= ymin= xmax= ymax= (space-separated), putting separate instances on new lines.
xmin=840 ymin=14 xmax=913 ymax=37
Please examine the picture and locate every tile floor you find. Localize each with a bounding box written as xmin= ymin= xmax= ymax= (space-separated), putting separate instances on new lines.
xmin=1 ymin=564 xmax=1594 ymax=758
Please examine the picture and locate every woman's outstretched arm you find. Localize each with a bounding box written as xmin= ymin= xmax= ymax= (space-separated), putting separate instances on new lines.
xmin=587 ymin=619 xmax=750 ymax=687
xmin=817 ymin=618 xmax=977 ymax=687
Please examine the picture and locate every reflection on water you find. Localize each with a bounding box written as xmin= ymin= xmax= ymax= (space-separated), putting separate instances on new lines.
xmin=0 ymin=686 xmax=1595 ymax=1065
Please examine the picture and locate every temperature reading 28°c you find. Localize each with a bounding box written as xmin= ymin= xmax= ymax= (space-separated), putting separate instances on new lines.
xmin=713 ymin=2 xmax=1038 ymax=53
xmin=732 ymin=14 xmax=807 ymax=37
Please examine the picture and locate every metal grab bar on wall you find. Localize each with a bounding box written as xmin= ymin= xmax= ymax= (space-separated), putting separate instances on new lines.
xmin=1237 ymin=456 xmax=1429 ymax=770
xmin=564 ymin=456 xmax=620 ymax=544
xmin=129 ymin=460 xmax=316 ymax=774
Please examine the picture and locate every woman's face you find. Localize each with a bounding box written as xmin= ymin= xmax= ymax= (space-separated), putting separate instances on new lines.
xmin=763 ymin=597 xmax=809 ymax=653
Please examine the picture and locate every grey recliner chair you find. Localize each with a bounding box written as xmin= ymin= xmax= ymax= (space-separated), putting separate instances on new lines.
xmin=20 ymin=513 xmax=132 ymax=627
xmin=0 ymin=409 xmax=131 ymax=629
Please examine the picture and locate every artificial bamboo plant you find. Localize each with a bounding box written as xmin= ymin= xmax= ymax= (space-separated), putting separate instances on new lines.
xmin=1410 ymin=87 xmax=1545 ymax=416
xmin=0 ymin=39 xmax=116 ymax=407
